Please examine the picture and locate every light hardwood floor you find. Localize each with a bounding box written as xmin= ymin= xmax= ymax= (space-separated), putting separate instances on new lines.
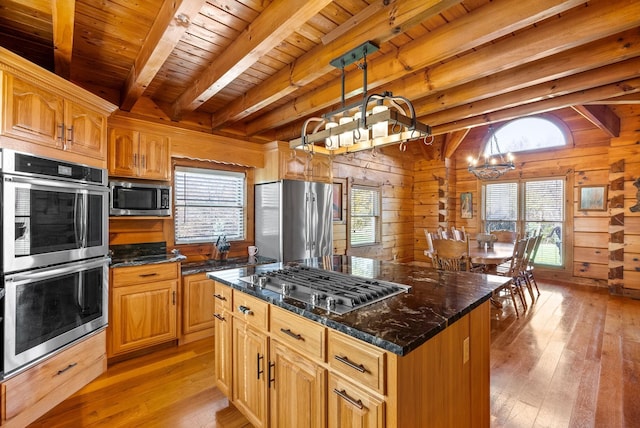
xmin=30 ymin=281 xmax=640 ymax=427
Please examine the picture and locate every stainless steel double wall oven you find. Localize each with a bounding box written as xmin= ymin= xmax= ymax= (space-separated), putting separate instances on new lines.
xmin=1 ymin=149 xmax=109 ymax=377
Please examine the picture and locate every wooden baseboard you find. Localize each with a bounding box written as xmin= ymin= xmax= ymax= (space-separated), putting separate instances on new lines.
xmin=179 ymin=329 xmax=214 ymax=346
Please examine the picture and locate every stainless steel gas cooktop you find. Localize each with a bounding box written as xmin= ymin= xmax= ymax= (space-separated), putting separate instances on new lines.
xmin=240 ymin=265 xmax=411 ymax=314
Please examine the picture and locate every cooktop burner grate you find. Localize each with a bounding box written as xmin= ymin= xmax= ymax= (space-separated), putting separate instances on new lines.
xmin=240 ymin=265 xmax=410 ymax=314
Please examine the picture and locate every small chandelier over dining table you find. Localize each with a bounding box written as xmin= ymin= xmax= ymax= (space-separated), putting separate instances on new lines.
xmin=289 ymin=41 xmax=432 ymax=154
xmin=467 ymin=125 xmax=515 ymax=180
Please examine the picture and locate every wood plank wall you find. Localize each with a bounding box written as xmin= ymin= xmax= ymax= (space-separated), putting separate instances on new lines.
xmin=609 ymin=105 xmax=640 ymax=294
xmin=332 ymin=148 xmax=415 ymax=262
xmin=414 ymin=111 xmax=616 ymax=286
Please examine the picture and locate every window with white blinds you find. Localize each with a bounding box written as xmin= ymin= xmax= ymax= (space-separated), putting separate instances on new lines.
xmin=350 ymin=185 xmax=381 ymax=246
xmin=174 ymin=166 xmax=246 ymax=244
xmin=483 ymin=178 xmax=565 ymax=266
xmin=484 ymin=182 xmax=518 ymax=232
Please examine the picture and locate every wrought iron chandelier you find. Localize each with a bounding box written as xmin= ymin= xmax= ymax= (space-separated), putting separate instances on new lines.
xmin=289 ymin=41 xmax=432 ymax=154
xmin=467 ymin=125 xmax=515 ymax=180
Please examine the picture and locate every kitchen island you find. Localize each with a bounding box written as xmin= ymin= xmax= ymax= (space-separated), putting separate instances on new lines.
xmin=208 ymin=255 xmax=509 ymax=428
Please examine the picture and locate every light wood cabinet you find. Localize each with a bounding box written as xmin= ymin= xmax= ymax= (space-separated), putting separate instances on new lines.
xmin=109 ymin=263 xmax=179 ymax=357
xmin=1 ymin=330 xmax=107 ymax=427
xmin=181 ymin=273 xmax=215 ymax=344
xmin=327 ymin=372 xmax=385 ymax=428
xmin=108 ymin=127 xmax=170 ymax=180
xmin=212 ymin=280 xmax=491 ymax=428
xmin=269 ymin=340 xmax=326 ymax=428
xmin=232 ymin=317 xmax=269 ymax=428
xmin=214 ymin=281 xmax=233 ymax=397
xmin=1 ymin=72 xmax=107 ymax=160
xmin=255 ymin=141 xmax=332 ymax=184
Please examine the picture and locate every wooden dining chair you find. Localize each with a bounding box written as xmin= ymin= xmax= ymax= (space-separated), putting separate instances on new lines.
xmin=493 ymin=237 xmax=529 ymax=317
xmin=492 ymin=230 xmax=519 ymax=243
xmin=424 ymin=229 xmax=435 ymax=258
xmin=451 ymin=226 xmax=466 ymax=241
xmin=523 ymin=234 xmax=543 ymax=297
xmin=431 ymin=238 xmax=471 ymax=272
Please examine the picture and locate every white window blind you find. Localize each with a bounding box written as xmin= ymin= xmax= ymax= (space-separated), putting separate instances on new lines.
xmin=484 ymin=182 xmax=517 ymax=232
xmin=525 ymin=179 xmax=564 ymax=222
xmin=174 ymin=166 xmax=245 ymax=244
xmin=350 ymin=186 xmax=380 ymax=246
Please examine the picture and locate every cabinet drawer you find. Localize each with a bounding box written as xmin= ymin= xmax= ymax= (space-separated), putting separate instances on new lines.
xmin=3 ymin=330 xmax=106 ymax=421
xmin=233 ymin=291 xmax=268 ymax=331
xmin=327 ymin=330 xmax=386 ymax=394
xmin=112 ymin=262 xmax=179 ymax=287
xmin=270 ymin=306 xmax=326 ymax=362
xmin=214 ymin=281 xmax=233 ymax=312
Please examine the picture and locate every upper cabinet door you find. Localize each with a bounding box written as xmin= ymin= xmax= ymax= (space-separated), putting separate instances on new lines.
xmin=138 ymin=131 xmax=170 ymax=180
xmin=108 ymin=127 xmax=139 ymax=177
xmin=64 ymin=101 xmax=106 ymax=159
xmin=1 ymin=73 xmax=64 ymax=148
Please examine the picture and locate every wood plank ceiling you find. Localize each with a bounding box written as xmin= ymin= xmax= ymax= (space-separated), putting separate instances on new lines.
xmin=1 ymin=0 xmax=638 ymax=150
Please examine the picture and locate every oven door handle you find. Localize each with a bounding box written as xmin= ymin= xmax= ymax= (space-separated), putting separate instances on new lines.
xmin=5 ymin=257 xmax=109 ymax=283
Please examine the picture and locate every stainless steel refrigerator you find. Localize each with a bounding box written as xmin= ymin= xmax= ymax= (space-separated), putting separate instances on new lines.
xmin=255 ymin=179 xmax=333 ymax=262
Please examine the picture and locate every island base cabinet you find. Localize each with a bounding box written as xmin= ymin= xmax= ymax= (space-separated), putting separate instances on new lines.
xmin=213 ymin=281 xmax=233 ymax=397
xmin=232 ymin=318 xmax=268 ymax=428
xmin=328 ymin=373 xmax=385 ymax=428
xmin=269 ymin=340 xmax=326 ymax=428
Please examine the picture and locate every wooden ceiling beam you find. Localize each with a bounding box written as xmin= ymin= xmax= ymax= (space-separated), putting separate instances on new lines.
xmin=51 ymin=0 xmax=74 ymax=79
xmin=431 ymin=77 xmax=640 ymax=136
xmin=169 ymin=0 xmax=335 ymax=120
xmin=572 ymin=105 xmax=621 ymax=137
xmin=248 ymin=0 xmax=638 ymax=135
xmin=208 ymin=0 xmax=463 ymax=129
xmin=420 ymin=55 xmax=640 ymax=127
xmin=443 ymin=129 xmax=470 ymax=159
xmin=273 ymin=57 xmax=640 ymax=143
xmin=120 ymin=0 xmax=208 ymax=111
xmin=412 ymin=29 xmax=640 ymax=122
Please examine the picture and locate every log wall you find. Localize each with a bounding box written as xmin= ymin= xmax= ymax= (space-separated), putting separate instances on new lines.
xmin=608 ymin=105 xmax=640 ymax=294
xmin=414 ymin=111 xmax=616 ymax=286
xmin=332 ymin=147 xmax=415 ymax=262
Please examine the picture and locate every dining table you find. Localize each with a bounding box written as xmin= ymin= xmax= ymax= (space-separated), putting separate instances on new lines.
xmin=469 ymin=241 xmax=514 ymax=267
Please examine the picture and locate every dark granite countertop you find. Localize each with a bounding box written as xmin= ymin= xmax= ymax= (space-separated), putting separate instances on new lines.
xmin=207 ymin=255 xmax=510 ymax=356
xmin=110 ymin=253 xmax=187 ymax=268
xmin=182 ymin=255 xmax=278 ymax=275
xmin=109 ymin=242 xmax=186 ymax=268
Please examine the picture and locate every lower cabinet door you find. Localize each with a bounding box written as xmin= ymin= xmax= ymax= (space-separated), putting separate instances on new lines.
xmin=110 ymin=280 xmax=178 ymax=355
xmin=328 ymin=373 xmax=385 ymax=428
xmin=214 ymin=308 xmax=232 ymax=397
xmin=269 ymin=340 xmax=326 ymax=428
xmin=232 ymin=319 xmax=268 ymax=428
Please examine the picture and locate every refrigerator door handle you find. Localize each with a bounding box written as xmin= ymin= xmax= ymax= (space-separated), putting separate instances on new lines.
xmin=311 ymin=192 xmax=317 ymax=251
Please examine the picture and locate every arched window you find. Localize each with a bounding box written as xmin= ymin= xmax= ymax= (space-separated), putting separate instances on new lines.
xmin=485 ymin=116 xmax=567 ymax=156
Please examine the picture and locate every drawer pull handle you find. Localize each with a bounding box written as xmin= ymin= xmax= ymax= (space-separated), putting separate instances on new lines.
xmin=139 ymin=273 xmax=158 ymax=277
xmin=334 ymin=355 xmax=366 ymax=373
xmin=57 ymin=362 xmax=78 ymax=375
xmin=268 ymin=361 xmax=275 ymax=387
xmin=238 ymin=305 xmax=253 ymax=315
xmin=257 ymin=353 xmax=264 ymax=379
xmin=280 ymin=328 xmax=303 ymax=341
xmin=213 ymin=313 xmax=225 ymax=321
xmin=213 ymin=293 xmax=227 ymax=301
xmin=333 ymin=388 xmax=364 ymax=409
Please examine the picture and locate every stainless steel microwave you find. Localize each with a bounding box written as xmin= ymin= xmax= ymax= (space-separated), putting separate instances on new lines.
xmin=109 ymin=181 xmax=171 ymax=216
